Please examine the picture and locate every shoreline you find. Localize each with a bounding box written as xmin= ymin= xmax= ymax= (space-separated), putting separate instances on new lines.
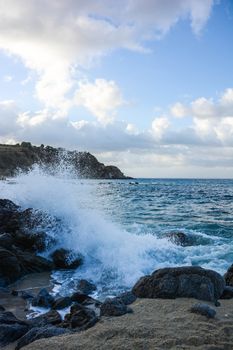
xmin=1 ymin=198 xmax=233 ymax=349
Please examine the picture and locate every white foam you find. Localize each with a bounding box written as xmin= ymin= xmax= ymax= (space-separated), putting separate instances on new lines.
xmin=0 ymin=165 xmax=231 ymax=296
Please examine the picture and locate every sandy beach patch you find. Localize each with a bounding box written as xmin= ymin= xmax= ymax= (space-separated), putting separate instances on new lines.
xmin=23 ymin=298 xmax=233 ymax=350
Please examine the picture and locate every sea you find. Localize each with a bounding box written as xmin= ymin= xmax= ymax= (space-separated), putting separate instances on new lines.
xmin=1 ymin=166 xmax=233 ymax=300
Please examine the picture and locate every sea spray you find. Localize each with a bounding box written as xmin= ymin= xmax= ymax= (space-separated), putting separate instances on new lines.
xmin=0 ymin=166 xmax=232 ymax=297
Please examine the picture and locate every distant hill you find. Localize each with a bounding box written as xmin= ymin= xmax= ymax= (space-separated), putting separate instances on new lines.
xmin=0 ymin=142 xmax=130 ymax=179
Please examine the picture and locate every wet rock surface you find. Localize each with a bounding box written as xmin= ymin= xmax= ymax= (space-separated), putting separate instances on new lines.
xmin=50 ymin=248 xmax=83 ymax=269
xmin=52 ymin=296 xmax=72 ymax=310
xmin=31 ymin=288 xmax=55 ymax=308
xmin=166 ymin=231 xmax=194 ymax=246
xmin=132 ymin=266 xmax=225 ymax=302
xmin=76 ymin=279 xmax=97 ymax=295
xmin=0 ymin=199 xmax=54 ymax=287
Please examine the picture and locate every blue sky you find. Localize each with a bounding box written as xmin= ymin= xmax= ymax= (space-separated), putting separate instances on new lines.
xmin=0 ymin=0 xmax=233 ymax=177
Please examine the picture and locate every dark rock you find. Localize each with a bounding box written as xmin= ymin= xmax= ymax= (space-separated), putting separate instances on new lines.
xmin=16 ymin=250 xmax=53 ymax=275
xmin=0 ymin=305 xmax=5 ymax=312
xmin=71 ymin=292 xmax=101 ymax=307
xmin=115 ymin=291 xmax=137 ymax=305
xmin=166 ymin=232 xmax=193 ymax=246
xmin=15 ymin=326 xmax=70 ymax=350
xmin=0 ymin=311 xmax=29 ymax=346
xmin=132 ymin=266 xmax=225 ymax=302
xmin=0 ymin=248 xmax=21 ymax=286
xmin=0 ymin=199 xmax=19 ymax=212
xmin=220 ymin=286 xmax=233 ymax=299
xmin=76 ymin=279 xmax=97 ymax=295
xmin=69 ymin=303 xmax=84 ymax=316
xmin=0 ymin=287 xmax=10 ymax=294
xmin=52 ymin=296 xmax=72 ymax=310
xmin=224 ymin=264 xmax=233 ymax=286
xmin=31 ymin=289 xmax=55 ymax=308
xmin=0 ymin=323 xmax=29 ymax=346
xmin=0 ymin=143 xmax=129 ymax=179
xmin=69 ymin=307 xmax=98 ymax=330
xmin=20 ymin=290 xmax=34 ymax=300
xmin=11 ymin=289 xmax=19 ymax=296
xmin=28 ymin=310 xmax=62 ymax=327
xmin=190 ymin=303 xmax=216 ymax=318
xmin=0 ymin=246 xmax=53 ymax=287
xmin=0 ymin=232 xmax=14 ymax=249
xmin=100 ymin=298 xmax=132 ymax=317
xmin=12 ymin=230 xmax=48 ymax=252
xmin=51 ymin=248 xmax=83 ymax=269
xmin=0 ymin=311 xmax=27 ymax=325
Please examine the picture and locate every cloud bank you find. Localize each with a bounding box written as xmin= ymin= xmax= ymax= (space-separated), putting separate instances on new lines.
xmin=0 ymin=0 xmax=215 ymax=114
xmin=1 ymin=0 xmax=230 ymax=177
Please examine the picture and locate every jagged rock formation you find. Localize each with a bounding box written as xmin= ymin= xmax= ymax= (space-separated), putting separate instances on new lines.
xmin=0 ymin=142 xmax=129 ymax=179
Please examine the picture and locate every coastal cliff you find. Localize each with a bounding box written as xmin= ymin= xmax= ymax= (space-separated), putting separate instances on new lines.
xmin=0 ymin=142 xmax=128 ymax=179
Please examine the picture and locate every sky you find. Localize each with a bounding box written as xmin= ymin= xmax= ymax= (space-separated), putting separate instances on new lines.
xmin=0 ymin=0 xmax=233 ymax=178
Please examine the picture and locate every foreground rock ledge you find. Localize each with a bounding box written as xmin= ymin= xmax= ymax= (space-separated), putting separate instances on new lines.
xmin=132 ymin=266 xmax=225 ymax=302
xmin=21 ymin=299 xmax=233 ymax=350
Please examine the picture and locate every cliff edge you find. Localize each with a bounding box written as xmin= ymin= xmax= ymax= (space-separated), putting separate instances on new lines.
xmin=0 ymin=142 xmax=129 ymax=179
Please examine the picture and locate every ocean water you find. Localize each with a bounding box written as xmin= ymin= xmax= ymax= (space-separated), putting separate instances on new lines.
xmin=1 ymin=167 xmax=233 ymax=299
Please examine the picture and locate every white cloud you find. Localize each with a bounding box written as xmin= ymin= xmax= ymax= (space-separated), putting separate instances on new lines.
xmin=170 ymin=102 xmax=188 ymax=118
xmin=0 ymin=0 xmax=216 ymax=113
xmin=220 ymin=88 xmax=233 ymax=106
xmin=151 ymin=117 xmax=170 ymax=139
xmin=1 ymin=87 xmax=233 ymax=177
xmin=191 ymin=97 xmax=216 ymax=118
xmin=74 ymin=79 xmax=124 ymax=124
xmin=0 ymin=100 xmax=18 ymax=136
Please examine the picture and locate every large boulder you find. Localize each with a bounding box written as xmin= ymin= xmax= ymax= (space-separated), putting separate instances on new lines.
xmin=132 ymin=266 xmax=225 ymax=302
xmin=224 ymin=264 xmax=233 ymax=286
xmin=51 ymin=248 xmax=83 ymax=269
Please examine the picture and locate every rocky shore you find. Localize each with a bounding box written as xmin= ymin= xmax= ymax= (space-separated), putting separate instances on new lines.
xmin=0 ymin=198 xmax=233 ymax=349
xmin=0 ymin=142 xmax=129 ymax=179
